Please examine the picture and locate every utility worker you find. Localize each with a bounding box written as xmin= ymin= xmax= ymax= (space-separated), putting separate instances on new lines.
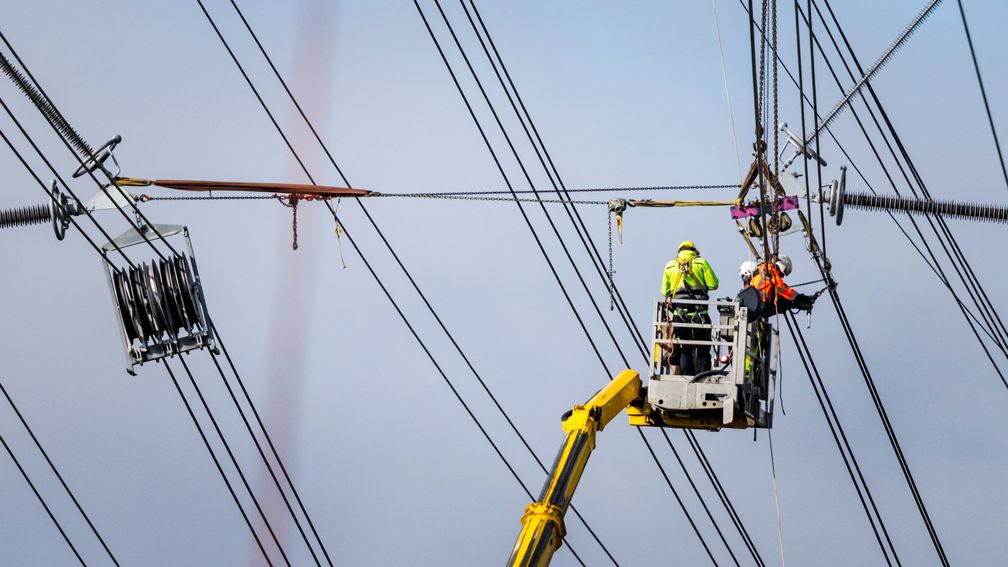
xmin=661 ymin=241 xmax=719 ymax=375
xmin=749 ymin=256 xmax=815 ymax=314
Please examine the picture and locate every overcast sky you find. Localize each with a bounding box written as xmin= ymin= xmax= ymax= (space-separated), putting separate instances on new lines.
xmin=1 ymin=1 xmax=1006 ymax=565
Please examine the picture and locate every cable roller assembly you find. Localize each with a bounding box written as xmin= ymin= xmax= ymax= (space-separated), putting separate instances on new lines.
xmin=103 ymin=225 xmax=216 ymax=375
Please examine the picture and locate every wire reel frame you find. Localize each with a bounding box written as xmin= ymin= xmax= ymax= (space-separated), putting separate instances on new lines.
xmin=101 ymin=224 xmax=215 ymax=375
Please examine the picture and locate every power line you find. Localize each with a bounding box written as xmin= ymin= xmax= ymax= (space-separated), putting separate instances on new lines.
xmin=456 ymin=1 xmax=768 ymax=563
xmin=956 ymin=0 xmax=1008 ymax=191
xmin=0 ymin=378 xmax=120 ymax=565
xmin=195 ymin=1 xmax=601 ymax=563
xmin=162 ymin=360 xmax=275 ymax=566
xmin=418 ymin=0 xmax=728 ymax=563
xmin=175 ymin=356 xmax=294 ymax=566
xmin=0 ymin=32 xmax=321 ymax=563
xmin=808 ymin=0 xmax=1008 ymax=384
xmin=744 ymin=0 xmax=1008 ymax=386
xmin=205 ymin=331 xmax=332 ymax=567
xmin=782 ymin=315 xmax=900 ymax=565
xmin=0 ymin=428 xmax=86 ymax=566
xmin=788 ymin=4 xmax=952 ymax=563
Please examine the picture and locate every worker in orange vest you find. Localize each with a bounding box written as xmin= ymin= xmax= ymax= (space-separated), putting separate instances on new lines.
xmin=747 ymin=256 xmax=816 ymax=314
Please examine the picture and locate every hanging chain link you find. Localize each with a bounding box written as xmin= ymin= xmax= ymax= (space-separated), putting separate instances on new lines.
xmin=607 ymin=209 xmax=616 ymax=311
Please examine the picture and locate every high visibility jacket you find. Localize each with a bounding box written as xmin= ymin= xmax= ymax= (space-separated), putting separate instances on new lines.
xmin=750 ymin=263 xmax=796 ymax=301
xmin=661 ymin=250 xmax=719 ymax=296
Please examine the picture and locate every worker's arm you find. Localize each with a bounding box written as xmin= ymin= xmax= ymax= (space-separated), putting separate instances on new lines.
xmin=507 ymin=370 xmax=642 ymax=567
xmin=660 ymin=263 xmax=674 ymax=295
xmin=698 ymin=258 xmax=719 ymax=291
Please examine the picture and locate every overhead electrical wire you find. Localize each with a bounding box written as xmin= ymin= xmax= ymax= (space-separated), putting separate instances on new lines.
xmin=417 ymin=0 xmax=741 ymax=563
xmin=781 ymin=315 xmax=900 ymax=565
xmin=0 ymin=378 xmax=120 ymax=565
xmin=0 ymin=35 xmax=310 ymax=565
xmin=0 ymin=427 xmax=85 ymax=566
xmin=796 ymin=0 xmax=1008 ymax=394
xmin=813 ymin=0 xmax=1008 ymax=378
xmin=737 ymin=0 xmax=919 ymax=556
xmin=174 ymin=356 xmax=293 ymax=566
xmin=791 ymin=1 xmax=1008 ymax=377
xmin=161 ymin=361 xmax=275 ymax=567
xmin=789 ymin=3 xmax=953 ymax=563
xmin=955 ymin=0 xmax=1008 ymax=191
xmin=0 ymin=108 xmax=280 ymax=566
xmin=741 ymin=0 xmax=1008 ymax=386
xmin=455 ymin=1 xmax=768 ymax=564
xmin=194 ymin=0 xmax=606 ymax=564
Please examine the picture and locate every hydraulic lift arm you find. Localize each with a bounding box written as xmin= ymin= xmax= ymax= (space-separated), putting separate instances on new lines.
xmin=506 ymin=369 xmax=642 ymax=567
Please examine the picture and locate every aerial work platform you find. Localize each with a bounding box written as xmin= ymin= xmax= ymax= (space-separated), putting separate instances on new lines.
xmin=628 ymin=297 xmax=776 ymax=431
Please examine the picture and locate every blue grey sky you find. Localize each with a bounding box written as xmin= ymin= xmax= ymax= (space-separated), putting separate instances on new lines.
xmin=0 ymin=1 xmax=1005 ymax=565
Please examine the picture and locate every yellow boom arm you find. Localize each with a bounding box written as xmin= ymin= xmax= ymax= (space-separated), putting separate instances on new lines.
xmin=506 ymin=369 xmax=642 ymax=567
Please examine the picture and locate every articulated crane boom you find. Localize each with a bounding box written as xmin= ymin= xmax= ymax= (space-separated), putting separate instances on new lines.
xmin=508 ymin=294 xmax=777 ymax=565
xmin=507 ymin=370 xmax=642 ymax=567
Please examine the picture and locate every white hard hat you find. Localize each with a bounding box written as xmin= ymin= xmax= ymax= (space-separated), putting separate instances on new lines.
xmin=739 ymin=260 xmax=757 ymax=280
xmin=775 ymin=255 xmax=793 ymax=276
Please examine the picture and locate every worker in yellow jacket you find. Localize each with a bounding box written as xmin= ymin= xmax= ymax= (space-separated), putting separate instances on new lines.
xmin=660 ymin=241 xmax=720 ymax=375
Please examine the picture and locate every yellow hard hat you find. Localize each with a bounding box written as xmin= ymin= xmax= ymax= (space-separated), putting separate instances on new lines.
xmin=678 ymin=240 xmax=697 ymax=252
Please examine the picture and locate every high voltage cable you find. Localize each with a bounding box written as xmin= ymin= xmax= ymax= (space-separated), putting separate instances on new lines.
xmin=782 ymin=316 xmax=901 ymax=565
xmin=457 ymin=0 xmax=767 ymax=563
xmin=790 ymin=1 xmax=1008 ymax=380
xmin=0 ymin=428 xmax=85 ymax=565
xmin=2 ymin=105 xmax=281 ymax=564
xmin=0 ymin=34 xmax=314 ymax=563
xmin=742 ymin=0 xmax=1008 ymax=381
xmin=0 ymin=378 xmax=120 ymax=565
xmin=162 ymin=361 xmax=275 ymax=567
xmin=956 ymin=0 xmax=1008 ymax=192
xmin=220 ymin=0 xmax=609 ymax=559
xmin=788 ymin=3 xmax=952 ymax=563
xmin=741 ymin=1 xmax=923 ymax=557
xmin=175 ymin=356 xmax=293 ymax=566
xmin=421 ymin=0 xmax=751 ymax=562
xmin=800 ymin=0 xmax=1008 ymax=389
xmin=195 ymin=1 xmax=601 ymax=564
xmin=815 ymin=0 xmax=1008 ymax=376
xmin=205 ymin=334 xmax=331 ymax=567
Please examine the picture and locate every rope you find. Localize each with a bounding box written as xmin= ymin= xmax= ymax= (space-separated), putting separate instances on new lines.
xmin=711 ymin=0 xmax=743 ymax=176
xmin=768 ymin=431 xmax=787 ymax=567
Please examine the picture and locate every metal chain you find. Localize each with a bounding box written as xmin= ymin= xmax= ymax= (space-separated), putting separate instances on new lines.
xmin=771 ymin=0 xmax=779 ymax=175
xmin=758 ymin=0 xmax=769 ymax=141
xmin=371 ymin=193 xmax=607 ymax=205
xmin=607 ymin=209 xmax=615 ymax=311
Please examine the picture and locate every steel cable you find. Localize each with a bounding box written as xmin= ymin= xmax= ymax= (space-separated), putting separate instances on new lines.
xmin=197 ymin=1 xmax=600 ymax=563
xmin=460 ymin=1 xmax=768 ymax=563
xmin=420 ymin=1 xmax=722 ymax=562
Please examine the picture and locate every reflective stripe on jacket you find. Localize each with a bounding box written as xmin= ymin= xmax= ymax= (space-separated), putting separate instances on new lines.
xmin=661 ymin=250 xmax=719 ymax=296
